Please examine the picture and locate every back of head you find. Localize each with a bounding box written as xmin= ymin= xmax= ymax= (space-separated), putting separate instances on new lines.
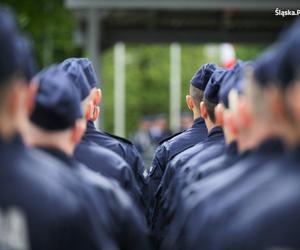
xmin=190 ymin=63 xmax=218 ymax=107
xmin=60 ymin=59 xmax=91 ymax=101
xmin=204 ymin=69 xmax=226 ymax=123
xmin=0 ymin=7 xmax=21 ymax=87
xmin=62 ymin=58 xmax=98 ymax=88
xmin=31 ymin=66 xmax=83 ymax=132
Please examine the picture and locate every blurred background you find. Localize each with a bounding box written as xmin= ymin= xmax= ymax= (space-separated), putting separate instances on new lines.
xmin=2 ymin=0 xmax=297 ymax=164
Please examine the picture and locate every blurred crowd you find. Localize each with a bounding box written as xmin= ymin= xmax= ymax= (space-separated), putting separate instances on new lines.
xmin=132 ymin=113 xmax=193 ymax=167
xmin=1 ymin=4 xmax=300 ymax=250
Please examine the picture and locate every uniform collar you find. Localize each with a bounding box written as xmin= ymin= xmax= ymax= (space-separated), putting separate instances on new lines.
xmin=253 ymin=137 xmax=285 ymax=155
xmin=226 ymin=140 xmax=238 ymax=156
xmin=0 ymin=133 xmax=24 ymax=150
xmin=38 ymin=146 xmax=75 ymax=168
xmin=86 ymin=120 xmax=97 ymax=132
xmin=207 ymin=126 xmax=223 ymax=138
xmin=289 ymin=143 xmax=300 ymax=160
xmin=191 ymin=117 xmax=206 ymax=129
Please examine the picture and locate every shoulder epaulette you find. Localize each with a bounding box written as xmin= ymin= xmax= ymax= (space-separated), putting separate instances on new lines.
xmin=103 ymin=131 xmax=133 ymax=145
xmin=158 ymin=130 xmax=185 ymax=145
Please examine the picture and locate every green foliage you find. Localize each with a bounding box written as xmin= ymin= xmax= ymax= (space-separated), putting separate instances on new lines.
xmin=102 ymin=43 xmax=265 ymax=135
xmin=1 ymin=0 xmax=77 ymax=67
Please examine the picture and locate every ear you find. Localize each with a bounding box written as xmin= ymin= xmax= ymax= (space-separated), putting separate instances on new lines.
xmin=238 ymin=96 xmax=252 ymax=129
xmin=200 ymin=101 xmax=208 ymax=119
xmin=92 ymin=106 xmax=100 ymax=121
xmin=285 ymin=82 xmax=300 ymax=124
xmin=71 ymin=119 xmax=87 ymax=145
xmin=26 ymin=81 xmax=39 ymax=116
xmin=225 ymin=111 xmax=239 ymax=136
xmin=186 ymin=95 xmax=194 ymax=111
xmin=92 ymin=88 xmax=102 ymax=105
xmin=215 ymin=103 xmax=224 ymax=126
xmin=85 ymin=100 xmax=94 ymax=121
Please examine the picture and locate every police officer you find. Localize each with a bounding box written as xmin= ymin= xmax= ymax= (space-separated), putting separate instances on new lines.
xmin=154 ymin=68 xmax=227 ymax=246
xmin=168 ymin=62 xmax=250 ymax=199
xmin=60 ymin=59 xmax=145 ymax=213
xmin=147 ymin=64 xmax=216 ymax=203
xmin=27 ymin=65 xmax=152 ymax=250
xmin=146 ymin=64 xmax=216 ymax=231
xmin=63 ymin=57 xmax=147 ymax=195
xmin=0 ymin=7 xmax=107 ymax=250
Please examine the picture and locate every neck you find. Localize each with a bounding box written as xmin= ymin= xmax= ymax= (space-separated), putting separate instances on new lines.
xmin=0 ymin=112 xmax=17 ymax=141
xmin=205 ymin=118 xmax=217 ymax=134
xmin=25 ymin=124 xmax=74 ymax=156
xmin=238 ymin=120 xmax=282 ymax=153
xmin=193 ymin=110 xmax=201 ymax=120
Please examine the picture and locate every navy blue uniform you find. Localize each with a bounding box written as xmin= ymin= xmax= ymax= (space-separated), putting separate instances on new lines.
xmin=166 ymin=138 xmax=284 ymax=250
xmin=162 ymin=141 xmax=240 ymax=248
xmin=85 ymin=121 xmax=146 ymax=192
xmin=150 ymin=126 xmax=224 ymax=245
xmin=74 ymin=137 xmax=145 ymax=213
xmin=158 ymin=126 xmax=224 ymax=211
xmin=211 ymin=144 xmax=300 ymax=250
xmin=163 ymin=130 xmax=226 ymax=219
xmin=0 ymin=134 xmax=109 ymax=250
xmin=146 ymin=117 xmax=207 ymax=220
xmin=151 ymin=127 xmax=224 ymax=246
xmin=40 ymin=147 xmax=152 ymax=250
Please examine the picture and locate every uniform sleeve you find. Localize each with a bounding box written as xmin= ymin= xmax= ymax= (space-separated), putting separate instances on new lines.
xmin=145 ymin=143 xmax=169 ymax=220
xmin=118 ymin=161 xmax=146 ymax=215
xmin=107 ymin=181 xmax=153 ymax=250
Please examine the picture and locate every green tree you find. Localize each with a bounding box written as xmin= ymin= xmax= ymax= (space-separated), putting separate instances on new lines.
xmin=1 ymin=0 xmax=78 ymax=67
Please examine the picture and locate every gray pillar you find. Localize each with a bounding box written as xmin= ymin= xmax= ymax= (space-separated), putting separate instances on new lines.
xmin=86 ymin=9 xmax=102 ymax=129
xmin=113 ymin=42 xmax=126 ymax=137
xmin=169 ymin=43 xmax=181 ymax=132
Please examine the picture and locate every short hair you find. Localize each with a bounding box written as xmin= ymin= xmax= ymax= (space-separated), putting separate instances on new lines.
xmin=190 ymin=84 xmax=204 ymax=108
xmin=204 ymin=98 xmax=217 ymax=123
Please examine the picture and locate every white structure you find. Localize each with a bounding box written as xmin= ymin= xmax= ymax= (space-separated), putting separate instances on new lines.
xmin=113 ymin=42 xmax=126 ymax=137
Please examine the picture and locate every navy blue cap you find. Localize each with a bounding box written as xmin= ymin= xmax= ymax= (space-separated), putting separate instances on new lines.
xmin=275 ymin=19 xmax=300 ymax=88
xmin=60 ymin=59 xmax=90 ymax=100
xmin=219 ymin=61 xmax=251 ymax=108
xmin=253 ymin=19 xmax=300 ymax=89
xmin=253 ymin=45 xmax=280 ymax=88
xmin=63 ymin=58 xmax=98 ymax=89
xmin=204 ymin=69 xmax=226 ymax=104
xmin=190 ymin=63 xmax=218 ymax=91
xmin=0 ymin=7 xmax=21 ymax=84
xmin=30 ymin=66 xmax=83 ymax=131
xmin=15 ymin=35 xmax=37 ymax=82
xmin=77 ymin=58 xmax=98 ymax=88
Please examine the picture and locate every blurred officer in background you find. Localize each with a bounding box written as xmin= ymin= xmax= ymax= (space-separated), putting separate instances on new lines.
xmin=64 ymin=58 xmax=147 ymax=195
xmin=60 ymin=59 xmax=146 ymax=213
xmin=0 ymin=7 xmax=107 ymax=250
xmin=214 ymin=19 xmax=300 ymax=250
xmin=132 ymin=115 xmax=157 ymax=168
xmin=152 ymin=68 xmax=226 ymax=247
xmin=146 ymin=63 xmax=216 ymax=227
xmin=26 ymin=65 xmax=152 ymax=250
xmin=148 ymin=114 xmax=172 ymax=145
